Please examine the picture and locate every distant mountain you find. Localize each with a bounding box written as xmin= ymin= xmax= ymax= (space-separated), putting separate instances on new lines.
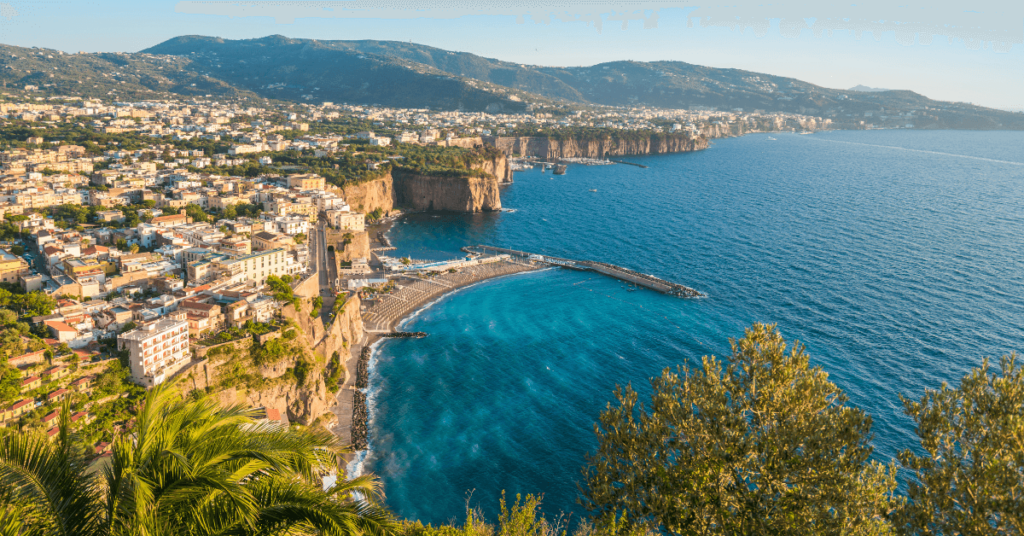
xmin=849 ymin=85 xmax=891 ymax=92
xmin=0 ymin=43 xmax=262 ymax=101
xmin=141 ymin=36 xmax=1022 ymax=128
xmin=0 ymin=35 xmax=1020 ymax=129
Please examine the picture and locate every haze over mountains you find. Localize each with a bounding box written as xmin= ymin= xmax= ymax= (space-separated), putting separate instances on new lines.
xmin=1 ymin=35 xmax=1020 ymax=129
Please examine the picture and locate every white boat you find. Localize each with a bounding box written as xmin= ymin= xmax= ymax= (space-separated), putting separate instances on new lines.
xmin=767 ymin=136 xmax=777 ymax=140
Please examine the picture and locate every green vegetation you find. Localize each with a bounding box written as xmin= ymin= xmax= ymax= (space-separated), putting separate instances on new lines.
xmin=0 ymin=286 xmax=57 ymax=319
xmin=196 ymin=319 xmax=278 ymax=346
xmin=223 ymin=202 xmax=263 ymax=219
xmin=897 ymin=354 xmax=1024 ymax=535
xmin=582 ymin=323 xmax=897 ymax=534
xmin=0 ymin=388 xmax=395 ymax=536
xmin=311 ymin=296 xmax=323 ymax=318
xmin=266 ymin=274 xmax=300 ymax=309
xmin=325 ymin=350 xmax=344 ymax=394
xmin=184 ymin=203 xmax=209 ymax=223
xmin=579 ymin=323 xmax=1024 ymax=536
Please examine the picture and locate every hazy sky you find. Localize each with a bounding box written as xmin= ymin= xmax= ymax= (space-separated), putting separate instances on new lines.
xmin=0 ymin=0 xmax=1020 ymax=110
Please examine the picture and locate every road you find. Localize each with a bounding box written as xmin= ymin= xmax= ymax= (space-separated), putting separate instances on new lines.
xmin=309 ymin=216 xmax=333 ymax=296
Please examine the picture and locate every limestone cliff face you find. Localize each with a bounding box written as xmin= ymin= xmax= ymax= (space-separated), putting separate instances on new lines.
xmin=476 ymin=152 xmax=514 ymax=184
xmin=391 ymin=155 xmax=509 ymax=212
xmin=313 ymin=295 xmax=363 ymax=366
xmin=392 ymin=170 xmax=502 ymax=212
xmin=341 ymin=175 xmax=394 ymax=214
xmin=483 ymin=134 xmax=708 ymax=158
xmin=180 ymin=291 xmax=365 ymax=426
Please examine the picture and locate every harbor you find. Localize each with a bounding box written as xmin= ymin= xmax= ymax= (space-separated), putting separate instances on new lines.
xmin=464 ymin=245 xmax=704 ymax=298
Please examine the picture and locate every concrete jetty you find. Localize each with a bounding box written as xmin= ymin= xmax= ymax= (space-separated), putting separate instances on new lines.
xmin=465 ymin=245 xmax=704 ymax=298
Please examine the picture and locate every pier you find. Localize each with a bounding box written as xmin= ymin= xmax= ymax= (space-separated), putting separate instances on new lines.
xmin=465 ymin=245 xmax=704 ymax=298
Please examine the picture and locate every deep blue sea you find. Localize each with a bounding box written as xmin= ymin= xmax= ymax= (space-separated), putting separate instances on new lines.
xmin=355 ymin=130 xmax=1024 ymax=525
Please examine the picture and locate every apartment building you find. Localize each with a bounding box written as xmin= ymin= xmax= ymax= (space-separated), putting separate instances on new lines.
xmin=325 ymin=210 xmax=365 ymax=232
xmin=0 ymin=250 xmax=30 ymax=284
xmin=117 ymin=311 xmax=190 ymax=388
xmin=216 ymin=248 xmax=295 ymax=286
xmin=285 ymin=174 xmax=325 ymax=191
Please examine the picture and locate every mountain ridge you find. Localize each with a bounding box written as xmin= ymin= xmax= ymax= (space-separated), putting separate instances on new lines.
xmin=0 ymin=35 xmax=1018 ymax=130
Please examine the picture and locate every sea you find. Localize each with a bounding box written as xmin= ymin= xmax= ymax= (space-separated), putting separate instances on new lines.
xmin=353 ymin=130 xmax=1024 ymax=526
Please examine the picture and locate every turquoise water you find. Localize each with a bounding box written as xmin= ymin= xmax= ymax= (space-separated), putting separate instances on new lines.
xmin=357 ymin=130 xmax=1024 ymax=525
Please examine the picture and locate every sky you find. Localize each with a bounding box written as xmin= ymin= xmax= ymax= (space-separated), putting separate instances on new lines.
xmin=0 ymin=0 xmax=1020 ymax=111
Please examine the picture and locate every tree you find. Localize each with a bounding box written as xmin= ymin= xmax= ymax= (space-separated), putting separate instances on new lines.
xmin=223 ymin=204 xmax=238 ymax=219
xmin=10 ymin=245 xmax=23 ymax=255
xmin=294 ymin=233 xmax=307 ymax=244
xmin=0 ymin=387 xmax=397 ymax=536
xmin=129 ymin=243 xmax=139 ymax=254
xmin=0 ymin=309 xmax=16 ymax=326
xmin=581 ymin=323 xmax=898 ymax=536
xmin=114 ymin=238 xmax=128 ymax=252
xmin=0 ymin=400 xmax=100 ymax=536
xmin=897 ymin=355 xmax=1024 ymax=536
xmin=184 ymin=203 xmax=209 ymax=223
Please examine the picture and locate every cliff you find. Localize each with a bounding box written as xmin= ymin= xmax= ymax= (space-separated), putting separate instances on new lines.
xmin=392 ymin=170 xmax=502 ymax=212
xmin=177 ymin=290 xmax=365 ymax=426
xmin=482 ymin=134 xmax=708 ymax=158
xmin=341 ymin=175 xmax=394 ymax=214
xmin=389 ymin=153 xmax=510 ymax=212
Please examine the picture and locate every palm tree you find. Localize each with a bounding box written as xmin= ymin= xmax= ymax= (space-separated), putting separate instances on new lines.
xmin=0 ymin=402 xmax=100 ymax=536
xmin=129 ymin=244 xmax=139 ymax=254
xmin=0 ymin=389 xmax=396 ymax=536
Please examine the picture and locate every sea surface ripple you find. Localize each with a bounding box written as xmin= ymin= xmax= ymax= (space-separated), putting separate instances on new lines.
xmin=359 ymin=130 xmax=1024 ymax=525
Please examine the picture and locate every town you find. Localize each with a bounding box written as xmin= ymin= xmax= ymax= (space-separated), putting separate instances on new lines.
xmin=0 ymin=91 xmax=836 ymax=468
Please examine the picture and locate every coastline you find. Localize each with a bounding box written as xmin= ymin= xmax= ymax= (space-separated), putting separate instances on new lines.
xmin=332 ymin=259 xmax=541 ymax=469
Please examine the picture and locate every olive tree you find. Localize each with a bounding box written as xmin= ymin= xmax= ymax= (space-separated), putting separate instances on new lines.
xmin=897 ymin=355 xmax=1024 ymax=536
xmin=581 ymin=323 xmax=899 ymax=536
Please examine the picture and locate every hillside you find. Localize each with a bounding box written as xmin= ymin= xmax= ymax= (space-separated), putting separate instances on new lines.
xmin=0 ymin=35 xmax=1020 ymax=129
xmin=141 ymin=35 xmax=1024 ymax=129
xmin=0 ymin=44 xmax=261 ymax=101
xmin=142 ymin=35 xmax=535 ymax=112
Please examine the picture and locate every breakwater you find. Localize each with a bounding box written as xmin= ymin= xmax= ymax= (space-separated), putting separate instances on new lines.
xmin=355 ymin=346 xmax=370 ymax=389
xmin=465 ymin=246 xmax=704 ymax=298
xmin=351 ymin=391 xmax=368 ymax=450
xmin=609 ymin=159 xmax=648 ymax=168
xmin=380 ymin=331 xmax=428 ymax=338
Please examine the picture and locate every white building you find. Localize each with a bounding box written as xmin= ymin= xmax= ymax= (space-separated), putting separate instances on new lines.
xmin=118 ymin=311 xmax=190 ymax=388
xmin=217 ymin=248 xmax=298 ymax=286
xmin=325 ymin=210 xmax=365 ymax=232
xmin=263 ymin=215 xmax=310 ymax=236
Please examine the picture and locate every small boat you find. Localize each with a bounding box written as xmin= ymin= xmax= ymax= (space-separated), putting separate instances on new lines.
xmin=589 ymin=189 xmax=597 ymax=192
xmin=767 ymin=136 xmax=777 ymax=140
